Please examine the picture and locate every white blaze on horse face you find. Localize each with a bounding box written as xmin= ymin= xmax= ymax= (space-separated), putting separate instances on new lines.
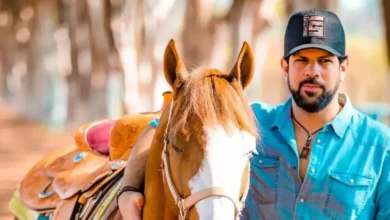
xmin=188 ymin=125 xmax=257 ymax=220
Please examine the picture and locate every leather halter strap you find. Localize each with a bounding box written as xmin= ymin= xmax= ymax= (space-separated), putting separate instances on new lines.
xmin=161 ymin=101 xmax=250 ymax=219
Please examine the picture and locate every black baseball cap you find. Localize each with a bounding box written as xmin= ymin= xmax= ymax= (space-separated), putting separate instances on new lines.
xmin=284 ymin=8 xmax=346 ymax=59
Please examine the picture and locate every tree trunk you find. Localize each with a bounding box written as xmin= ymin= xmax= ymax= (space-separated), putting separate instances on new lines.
xmin=0 ymin=10 xmax=15 ymax=101
xmin=85 ymin=0 xmax=113 ymax=120
xmin=221 ymin=0 xmax=274 ymax=101
xmin=181 ymin=0 xmax=215 ymax=69
xmin=62 ymin=0 xmax=82 ymax=125
xmin=285 ymin=0 xmax=339 ymax=15
xmin=24 ymin=0 xmax=59 ymax=122
xmin=225 ymin=0 xmax=246 ymax=67
xmin=381 ymin=0 xmax=390 ymax=124
xmin=118 ymin=0 xmax=143 ymax=114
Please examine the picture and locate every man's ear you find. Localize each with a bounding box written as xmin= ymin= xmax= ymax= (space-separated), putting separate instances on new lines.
xmin=280 ymin=57 xmax=289 ymax=81
xmin=339 ymin=56 xmax=348 ymax=82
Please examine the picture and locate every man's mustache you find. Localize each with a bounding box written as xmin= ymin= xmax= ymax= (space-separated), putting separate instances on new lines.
xmin=299 ymin=78 xmax=325 ymax=90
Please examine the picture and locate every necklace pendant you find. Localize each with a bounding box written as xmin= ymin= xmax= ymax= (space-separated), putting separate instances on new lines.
xmin=300 ymin=147 xmax=310 ymax=159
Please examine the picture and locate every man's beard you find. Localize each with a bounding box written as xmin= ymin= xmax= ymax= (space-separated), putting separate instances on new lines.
xmin=288 ymin=76 xmax=339 ymax=113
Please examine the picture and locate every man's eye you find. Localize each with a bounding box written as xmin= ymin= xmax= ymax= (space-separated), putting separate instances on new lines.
xmin=320 ymin=59 xmax=332 ymax=63
xmin=295 ymin=58 xmax=309 ymax=63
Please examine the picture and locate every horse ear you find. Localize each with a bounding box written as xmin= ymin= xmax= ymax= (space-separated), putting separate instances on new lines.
xmin=228 ymin=41 xmax=255 ymax=89
xmin=163 ymin=39 xmax=188 ymax=88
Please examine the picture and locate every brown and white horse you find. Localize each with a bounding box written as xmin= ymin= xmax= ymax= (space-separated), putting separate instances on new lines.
xmin=143 ymin=39 xmax=259 ymax=220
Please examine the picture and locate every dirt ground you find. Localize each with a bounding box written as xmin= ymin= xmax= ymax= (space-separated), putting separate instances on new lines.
xmin=0 ymin=100 xmax=74 ymax=219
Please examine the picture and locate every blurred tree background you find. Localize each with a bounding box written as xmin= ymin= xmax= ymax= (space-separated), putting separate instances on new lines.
xmin=0 ymin=0 xmax=389 ymax=131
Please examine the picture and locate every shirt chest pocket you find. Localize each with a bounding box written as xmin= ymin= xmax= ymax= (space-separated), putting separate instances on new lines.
xmin=323 ymin=171 xmax=374 ymax=219
xmin=248 ymin=154 xmax=280 ymax=204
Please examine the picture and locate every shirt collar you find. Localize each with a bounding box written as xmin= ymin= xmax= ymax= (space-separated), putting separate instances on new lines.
xmin=271 ymin=93 xmax=355 ymax=138
xmin=271 ymin=98 xmax=293 ymax=129
xmin=327 ymin=93 xmax=354 ymax=137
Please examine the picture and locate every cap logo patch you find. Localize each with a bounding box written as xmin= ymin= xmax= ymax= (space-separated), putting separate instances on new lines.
xmin=303 ymin=15 xmax=324 ymax=38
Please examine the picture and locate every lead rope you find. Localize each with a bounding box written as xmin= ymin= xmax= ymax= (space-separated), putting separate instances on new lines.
xmin=234 ymin=160 xmax=251 ymax=220
xmin=179 ymin=206 xmax=188 ymax=220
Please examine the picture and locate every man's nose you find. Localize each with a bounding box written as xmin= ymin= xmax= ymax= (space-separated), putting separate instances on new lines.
xmin=304 ymin=62 xmax=321 ymax=78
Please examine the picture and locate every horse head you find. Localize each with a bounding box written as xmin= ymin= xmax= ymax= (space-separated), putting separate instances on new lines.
xmin=144 ymin=39 xmax=258 ymax=220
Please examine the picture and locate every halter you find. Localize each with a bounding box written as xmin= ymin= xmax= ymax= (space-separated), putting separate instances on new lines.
xmin=161 ymin=101 xmax=251 ymax=220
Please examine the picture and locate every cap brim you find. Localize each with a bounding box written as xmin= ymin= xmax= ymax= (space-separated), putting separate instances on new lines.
xmin=284 ymin=44 xmax=341 ymax=58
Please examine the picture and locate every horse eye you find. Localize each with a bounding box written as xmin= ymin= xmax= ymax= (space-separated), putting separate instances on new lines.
xmin=171 ymin=144 xmax=183 ymax=153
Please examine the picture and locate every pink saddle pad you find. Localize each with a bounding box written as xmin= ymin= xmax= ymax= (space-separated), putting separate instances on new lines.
xmin=85 ymin=120 xmax=116 ymax=156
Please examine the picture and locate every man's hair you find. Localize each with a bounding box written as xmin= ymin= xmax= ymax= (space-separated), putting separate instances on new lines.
xmin=337 ymin=56 xmax=348 ymax=64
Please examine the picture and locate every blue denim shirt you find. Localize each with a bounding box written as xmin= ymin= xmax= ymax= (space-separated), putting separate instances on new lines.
xmin=148 ymin=94 xmax=390 ymax=220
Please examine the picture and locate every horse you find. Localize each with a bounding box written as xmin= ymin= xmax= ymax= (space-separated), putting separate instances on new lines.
xmin=143 ymin=39 xmax=259 ymax=220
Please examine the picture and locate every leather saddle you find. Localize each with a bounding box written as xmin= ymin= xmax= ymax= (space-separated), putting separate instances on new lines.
xmin=13 ymin=91 xmax=172 ymax=220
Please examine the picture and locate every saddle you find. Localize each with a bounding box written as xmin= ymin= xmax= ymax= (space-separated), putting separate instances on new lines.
xmin=12 ymin=92 xmax=172 ymax=219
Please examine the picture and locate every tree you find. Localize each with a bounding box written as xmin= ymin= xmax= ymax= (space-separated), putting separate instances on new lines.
xmin=284 ymin=0 xmax=339 ymax=15
xmin=381 ymin=0 xmax=390 ymax=123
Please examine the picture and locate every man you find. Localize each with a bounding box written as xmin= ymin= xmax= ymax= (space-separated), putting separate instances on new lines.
xmin=117 ymin=8 xmax=390 ymax=219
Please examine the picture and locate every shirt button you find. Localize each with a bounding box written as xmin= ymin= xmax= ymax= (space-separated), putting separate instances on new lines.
xmin=300 ymin=198 xmax=304 ymax=202
xmin=350 ymin=179 xmax=355 ymax=183
xmin=259 ymin=160 xmax=263 ymax=164
xmin=292 ymin=166 xmax=297 ymax=170
xmin=311 ymin=168 xmax=315 ymax=173
xmin=317 ymin=139 xmax=321 ymax=143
